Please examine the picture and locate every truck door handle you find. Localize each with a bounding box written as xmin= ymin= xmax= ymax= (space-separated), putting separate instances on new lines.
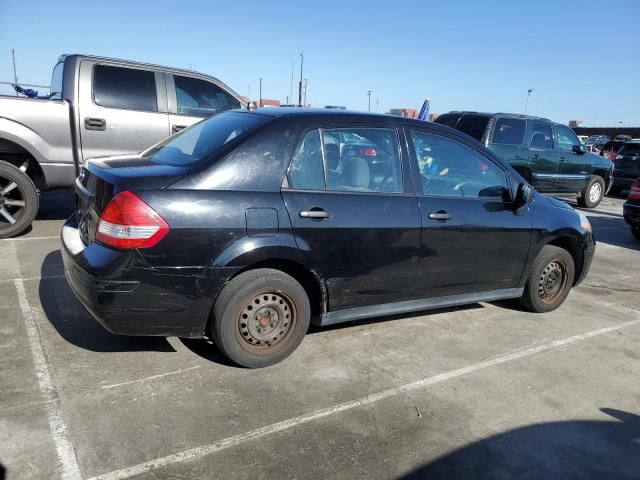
xmin=84 ymin=117 xmax=106 ymax=131
xmin=559 ymin=156 xmax=566 ymax=162
xmin=428 ymin=211 xmax=450 ymax=221
xmin=531 ymin=154 xmax=539 ymax=160
xmin=172 ymin=125 xmax=187 ymax=134
xmin=299 ymin=209 xmax=329 ymax=219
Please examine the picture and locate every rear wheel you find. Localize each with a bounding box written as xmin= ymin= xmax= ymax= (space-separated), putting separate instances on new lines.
xmin=577 ymin=175 xmax=604 ymax=208
xmin=519 ymin=245 xmax=575 ymax=313
xmin=632 ymin=225 xmax=640 ymax=241
xmin=0 ymin=160 xmax=38 ymax=239
xmin=210 ymin=268 xmax=311 ymax=368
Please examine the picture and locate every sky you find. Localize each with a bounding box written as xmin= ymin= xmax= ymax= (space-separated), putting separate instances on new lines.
xmin=0 ymin=0 xmax=638 ymax=126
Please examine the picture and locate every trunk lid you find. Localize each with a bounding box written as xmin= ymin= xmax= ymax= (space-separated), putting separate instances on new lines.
xmin=75 ymin=155 xmax=189 ymax=245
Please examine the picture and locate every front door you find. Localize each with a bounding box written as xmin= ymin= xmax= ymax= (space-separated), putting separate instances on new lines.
xmin=554 ymin=124 xmax=592 ymax=192
xmin=407 ymin=129 xmax=532 ymax=299
xmin=78 ymin=61 xmax=170 ymax=161
xmin=527 ymin=121 xmax=558 ymax=191
xmin=282 ymin=126 xmax=421 ymax=311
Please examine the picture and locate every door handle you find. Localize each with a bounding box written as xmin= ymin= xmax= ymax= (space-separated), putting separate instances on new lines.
xmin=84 ymin=117 xmax=106 ymax=131
xmin=559 ymin=156 xmax=566 ymax=162
xmin=172 ymin=125 xmax=187 ymax=134
xmin=299 ymin=209 xmax=329 ymax=219
xmin=428 ymin=211 xmax=450 ymax=221
xmin=531 ymin=154 xmax=539 ymax=160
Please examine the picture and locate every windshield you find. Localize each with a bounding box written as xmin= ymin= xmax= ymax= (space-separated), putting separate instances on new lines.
xmin=142 ymin=111 xmax=269 ymax=166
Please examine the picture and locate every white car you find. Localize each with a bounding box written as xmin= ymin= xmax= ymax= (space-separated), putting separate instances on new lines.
xmin=578 ymin=135 xmax=589 ymax=144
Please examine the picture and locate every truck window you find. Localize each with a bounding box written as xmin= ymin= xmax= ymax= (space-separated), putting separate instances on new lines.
xmin=530 ymin=123 xmax=554 ymax=149
xmin=492 ymin=118 xmax=526 ymax=145
xmin=433 ymin=113 xmax=462 ymax=128
xmin=455 ymin=114 xmax=489 ymax=141
xmin=50 ymin=62 xmax=63 ymax=100
xmin=174 ymin=75 xmax=241 ymax=117
xmin=93 ymin=65 xmax=157 ymax=112
xmin=555 ymin=125 xmax=580 ymax=151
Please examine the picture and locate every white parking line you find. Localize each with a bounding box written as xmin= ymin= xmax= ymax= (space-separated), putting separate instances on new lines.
xmin=14 ymin=279 xmax=82 ymax=480
xmin=88 ymin=317 xmax=640 ymax=480
xmin=101 ymin=366 xmax=201 ymax=390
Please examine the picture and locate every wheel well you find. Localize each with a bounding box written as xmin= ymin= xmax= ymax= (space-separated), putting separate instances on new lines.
xmin=593 ymin=169 xmax=610 ymax=187
xmin=0 ymin=139 xmax=45 ymax=189
xmin=547 ymin=237 xmax=583 ymax=285
xmin=232 ymin=259 xmax=325 ymax=319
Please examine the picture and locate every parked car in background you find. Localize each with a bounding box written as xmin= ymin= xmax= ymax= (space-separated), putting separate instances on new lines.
xmin=0 ymin=54 xmax=244 ymax=238
xmin=623 ymin=179 xmax=640 ymax=240
xmin=599 ymin=140 xmax=627 ymax=160
xmin=587 ymin=135 xmax=609 ymax=144
xmin=62 ymin=109 xmax=595 ymax=368
xmin=434 ymin=112 xmax=613 ymax=207
xmin=614 ymin=135 xmax=633 ymax=142
xmin=610 ymin=142 xmax=640 ymax=195
xmin=578 ymin=135 xmax=589 ymax=144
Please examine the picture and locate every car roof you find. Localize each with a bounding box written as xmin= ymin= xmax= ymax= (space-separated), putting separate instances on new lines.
xmin=443 ymin=110 xmax=551 ymax=122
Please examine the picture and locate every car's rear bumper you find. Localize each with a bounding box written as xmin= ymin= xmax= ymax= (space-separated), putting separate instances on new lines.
xmin=61 ymin=216 xmax=237 ymax=337
xmin=623 ymin=200 xmax=640 ymax=227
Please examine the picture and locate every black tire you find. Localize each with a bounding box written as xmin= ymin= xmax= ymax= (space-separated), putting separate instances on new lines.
xmin=210 ymin=268 xmax=311 ymax=368
xmin=0 ymin=160 xmax=38 ymax=239
xmin=519 ymin=245 xmax=575 ymax=313
xmin=577 ymin=175 xmax=605 ymax=208
xmin=632 ymin=225 xmax=640 ymax=241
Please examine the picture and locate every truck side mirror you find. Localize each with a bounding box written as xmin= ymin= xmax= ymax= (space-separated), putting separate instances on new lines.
xmin=572 ymin=144 xmax=587 ymax=155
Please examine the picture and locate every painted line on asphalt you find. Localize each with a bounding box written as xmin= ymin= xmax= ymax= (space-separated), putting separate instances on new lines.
xmin=89 ymin=317 xmax=640 ymax=480
xmin=101 ymin=366 xmax=201 ymax=390
xmin=14 ymin=278 xmax=82 ymax=480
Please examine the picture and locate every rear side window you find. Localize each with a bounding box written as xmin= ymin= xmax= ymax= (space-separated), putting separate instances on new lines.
xmin=93 ymin=65 xmax=157 ymax=112
xmin=288 ymin=130 xmax=325 ymax=190
xmin=492 ymin=118 xmax=526 ymax=145
xmin=174 ymin=75 xmax=241 ymax=117
xmin=530 ymin=123 xmax=554 ymax=149
xmin=50 ymin=62 xmax=63 ymax=100
xmin=455 ymin=114 xmax=489 ymax=141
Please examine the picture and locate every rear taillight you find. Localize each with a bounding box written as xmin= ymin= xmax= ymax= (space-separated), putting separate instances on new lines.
xmin=610 ymin=153 xmax=622 ymax=161
xmin=96 ymin=191 xmax=169 ymax=249
xmin=629 ymin=181 xmax=640 ymax=201
xmin=359 ymin=147 xmax=377 ymax=157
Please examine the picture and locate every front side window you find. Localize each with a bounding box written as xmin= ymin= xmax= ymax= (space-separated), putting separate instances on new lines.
xmin=530 ymin=123 xmax=554 ymax=149
xmin=287 ymin=128 xmax=403 ymax=193
xmin=50 ymin=62 xmax=63 ymax=100
xmin=93 ymin=65 xmax=157 ymax=112
xmin=555 ymin=125 xmax=581 ymax=151
xmin=411 ymin=131 xmax=509 ymax=198
xmin=492 ymin=118 xmax=526 ymax=145
xmin=174 ymin=75 xmax=241 ymax=117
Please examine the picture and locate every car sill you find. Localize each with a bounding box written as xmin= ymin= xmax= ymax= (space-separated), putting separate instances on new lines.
xmin=316 ymin=288 xmax=524 ymax=327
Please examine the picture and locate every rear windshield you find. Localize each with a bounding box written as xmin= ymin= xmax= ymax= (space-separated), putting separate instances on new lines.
xmin=434 ymin=113 xmax=462 ymax=128
xmin=619 ymin=143 xmax=640 ymax=155
xmin=142 ymin=111 xmax=268 ymax=166
xmin=455 ymin=114 xmax=489 ymax=141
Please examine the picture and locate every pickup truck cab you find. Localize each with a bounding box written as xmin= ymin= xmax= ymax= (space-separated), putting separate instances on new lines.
xmin=0 ymin=54 xmax=244 ymax=238
xmin=435 ymin=112 xmax=613 ymax=208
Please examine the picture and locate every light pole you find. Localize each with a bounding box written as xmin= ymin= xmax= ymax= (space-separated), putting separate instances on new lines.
xmin=298 ymin=51 xmax=304 ymax=107
xmin=524 ymin=88 xmax=533 ymax=114
xmin=367 ymin=90 xmax=372 ymax=112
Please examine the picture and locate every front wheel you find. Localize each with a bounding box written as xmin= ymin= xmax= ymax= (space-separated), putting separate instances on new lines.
xmin=210 ymin=268 xmax=311 ymax=368
xmin=577 ymin=175 xmax=605 ymax=208
xmin=519 ymin=245 xmax=575 ymax=313
xmin=0 ymin=160 xmax=39 ymax=239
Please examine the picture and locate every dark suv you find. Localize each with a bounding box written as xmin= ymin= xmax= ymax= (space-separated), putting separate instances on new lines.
xmin=435 ymin=112 xmax=614 ymax=208
xmin=62 ymin=109 xmax=595 ymax=368
xmin=610 ymin=142 xmax=640 ymax=194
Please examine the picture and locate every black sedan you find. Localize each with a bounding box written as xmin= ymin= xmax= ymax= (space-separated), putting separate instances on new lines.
xmin=62 ymin=109 xmax=595 ymax=368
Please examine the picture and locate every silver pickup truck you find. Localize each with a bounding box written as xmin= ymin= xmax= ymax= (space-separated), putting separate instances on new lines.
xmin=0 ymin=54 xmax=244 ymax=238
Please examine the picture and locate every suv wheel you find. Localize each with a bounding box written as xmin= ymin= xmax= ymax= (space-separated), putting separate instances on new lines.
xmin=577 ymin=175 xmax=605 ymax=208
xmin=0 ymin=160 xmax=39 ymax=239
xmin=519 ymin=245 xmax=575 ymax=313
xmin=210 ymin=268 xmax=311 ymax=368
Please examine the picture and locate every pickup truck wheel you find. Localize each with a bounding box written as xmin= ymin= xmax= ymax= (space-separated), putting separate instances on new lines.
xmin=519 ymin=245 xmax=575 ymax=313
xmin=211 ymin=268 xmax=311 ymax=368
xmin=0 ymin=161 xmax=38 ymax=239
xmin=577 ymin=175 xmax=604 ymax=208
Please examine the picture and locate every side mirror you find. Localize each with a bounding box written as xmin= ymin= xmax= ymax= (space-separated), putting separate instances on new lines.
xmin=513 ymin=183 xmax=533 ymax=213
xmin=572 ymin=144 xmax=587 ymax=154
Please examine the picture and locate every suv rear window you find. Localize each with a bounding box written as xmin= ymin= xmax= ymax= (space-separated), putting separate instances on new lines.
xmin=492 ymin=118 xmax=526 ymax=145
xmin=142 ymin=111 xmax=268 ymax=166
xmin=93 ymin=65 xmax=157 ymax=112
xmin=619 ymin=143 xmax=640 ymax=155
xmin=455 ymin=114 xmax=489 ymax=141
xmin=434 ymin=113 xmax=462 ymax=128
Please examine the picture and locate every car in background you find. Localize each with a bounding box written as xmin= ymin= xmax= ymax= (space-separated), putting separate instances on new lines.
xmin=623 ymin=179 xmax=640 ymax=240
xmin=434 ymin=111 xmax=613 ymax=208
xmin=578 ymin=135 xmax=589 ymax=144
xmin=62 ymin=108 xmax=595 ymax=368
xmin=610 ymin=142 xmax=640 ymax=195
xmin=614 ymin=135 xmax=633 ymax=142
xmin=587 ymin=135 xmax=609 ymax=144
xmin=599 ymin=140 xmax=627 ymax=160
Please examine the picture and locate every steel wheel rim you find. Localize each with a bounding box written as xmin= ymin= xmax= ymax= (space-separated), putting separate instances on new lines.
xmin=538 ymin=260 xmax=568 ymax=304
xmin=0 ymin=175 xmax=26 ymax=229
xmin=589 ymin=183 xmax=602 ymax=203
xmin=236 ymin=291 xmax=297 ymax=354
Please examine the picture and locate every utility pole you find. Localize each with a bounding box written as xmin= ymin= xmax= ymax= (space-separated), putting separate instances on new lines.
xmin=367 ymin=90 xmax=372 ymax=112
xmin=12 ymin=49 xmax=18 ymax=96
xmin=259 ymin=78 xmax=262 ymax=108
xmin=303 ymin=78 xmax=307 ymax=107
xmin=298 ymin=51 xmax=304 ymax=107
xmin=524 ymin=88 xmax=533 ymax=114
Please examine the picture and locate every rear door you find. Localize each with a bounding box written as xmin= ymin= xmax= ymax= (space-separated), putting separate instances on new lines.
xmin=554 ymin=124 xmax=591 ymax=192
xmin=527 ymin=121 xmax=558 ymax=190
xmin=407 ymin=128 xmax=531 ymax=299
xmin=78 ymin=61 xmax=170 ymax=161
xmin=281 ymin=124 xmax=421 ymax=311
xmin=166 ymin=74 xmax=242 ymax=135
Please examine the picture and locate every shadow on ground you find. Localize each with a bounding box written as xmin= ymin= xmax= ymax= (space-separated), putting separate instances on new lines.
xmin=399 ymin=408 xmax=640 ymax=480
xmin=38 ymin=251 xmax=175 ymax=353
